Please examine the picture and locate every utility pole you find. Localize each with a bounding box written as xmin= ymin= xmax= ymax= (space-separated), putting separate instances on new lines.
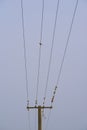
xmin=38 ymin=106 xmax=42 ymax=130
xmin=27 ymin=105 xmax=52 ymax=130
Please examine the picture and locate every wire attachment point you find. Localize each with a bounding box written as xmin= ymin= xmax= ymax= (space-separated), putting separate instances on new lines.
xmin=27 ymin=100 xmax=29 ymax=111
xmin=51 ymin=86 xmax=57 ymax=104
xmin=43 ymin=97 xmax=46 ymax=105
xmin=39 ymin=42 xmax=42 ymax=46
xmin=35 ymin=100 xmax=38 ymax=107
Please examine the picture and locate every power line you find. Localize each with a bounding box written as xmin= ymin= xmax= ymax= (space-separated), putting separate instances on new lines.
xmin=21 ymin=0 xmax=31 ymax=129
xmin=36 ymin=43 xmax=42 ymax=105
xmin=44 ymin=1 xmax=79 ymax=129
xmin=50 ymin=0 xmax=79 ymax=107
xmin=40 ymin=0 xmax=44 ymax=43
xmin=51 ymin=86 xmax=57 ymax=106
xmin=35 ymin=0 xmax=44 ymax=105
xmin=21 ymin=0 xmax=31 ymax=130
xmin=21 ymin=0 xmax=29 ymax=101
xmin=43 ymin=0 xmax=60 ymax=105
xmin=56 ymin=0 xmax=78 ymax=87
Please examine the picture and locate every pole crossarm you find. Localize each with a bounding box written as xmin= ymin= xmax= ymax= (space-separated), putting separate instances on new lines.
xmin=27 ymin=105 xmax=52 ymax=110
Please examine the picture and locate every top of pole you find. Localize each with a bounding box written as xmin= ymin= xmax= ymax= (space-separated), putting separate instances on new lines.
xmin=27 ymin=105 xmax=52 ymax=111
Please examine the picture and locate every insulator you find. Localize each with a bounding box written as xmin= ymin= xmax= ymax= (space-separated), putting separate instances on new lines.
xmin=35 ymin=101 xmax=37 ymax=108
xmin=55 ymin=88 xmax=56 ymax=91
xmin=51 ymin=98 xmax=53 ymax=103
xmin=27 ymin=100 xmax=29 ymax=106
xmin=51 ymin=99 xmax=53 ymax=103
xmin=51 ymin=86 xmax=58 ymax=104
xmin=53 ymin=91 xmax=56 ymax=95
xmin=51 ymin=95 xmax=54 ymax=102
xmin=53 ymin=95 xmax=54 ymax=99
xmin=27 ymin=106 xmax=29 ymax=111
xmin=26 ymin=100 xmax=29 ymax=111
xmin=35 ymin=100 xmax=37 ymax=104
xmin=55 ymin=86 xmax=57 ymax=89
xmin=39 ymin=42 xmax=42 ymax=46
xmin=43 ymin=97 xmax=46 ymax=105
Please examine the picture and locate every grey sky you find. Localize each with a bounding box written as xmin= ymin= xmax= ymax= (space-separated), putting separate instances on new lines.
xmin=0 ymin=0 xmax=87 ymax=130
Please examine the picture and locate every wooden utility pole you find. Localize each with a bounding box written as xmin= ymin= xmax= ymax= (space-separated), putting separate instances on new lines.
xmin=27 ymin=105 xmax=52 ymax=130
xmin=38 ymin=106 xmax=42 ymax=130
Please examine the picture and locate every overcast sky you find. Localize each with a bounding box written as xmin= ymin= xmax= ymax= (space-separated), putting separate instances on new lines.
xmin=0 ymin=0 xmax=87 ymax=130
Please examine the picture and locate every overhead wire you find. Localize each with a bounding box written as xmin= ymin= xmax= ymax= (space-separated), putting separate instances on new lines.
xmin=45 ymin=0 xmax=79 ymax=129
xmin=21 ymin=0 xmax=31 ymax=130
xmin=42 ymin=1 xmax=60 ymax=129
xmin=40 ymin=0 xmax=45 ymax=43
xmin=56 ymin=0 xmax=78 ymax=87
xmin=35 ymin=0 xmax=44 ymax=106
xmin=35 ymin=44 xmax=42 ymax=105
xmin=21 ymin=0 xmax=29 ymax=101
xmin=51 ymin=0 xmax=79 ymax=106
xmin=43 ymin=0 xmax=60 ymax=106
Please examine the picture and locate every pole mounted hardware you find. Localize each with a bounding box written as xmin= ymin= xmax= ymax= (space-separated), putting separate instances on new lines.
xmin=27 ymin=105 xmax=52 ymax=130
